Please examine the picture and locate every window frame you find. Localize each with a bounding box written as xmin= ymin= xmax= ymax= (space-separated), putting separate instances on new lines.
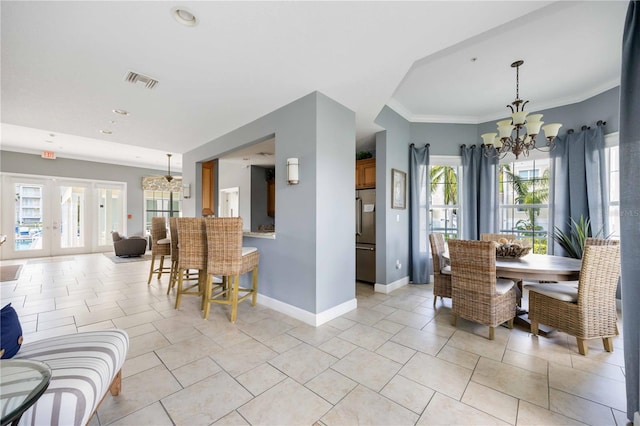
xmin=429 ymin=155 xmax=463 ymax=241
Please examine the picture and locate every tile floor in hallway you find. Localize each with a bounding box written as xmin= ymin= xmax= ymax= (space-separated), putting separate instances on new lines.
xmin=0 ymin=253 xmax=629 ymax=426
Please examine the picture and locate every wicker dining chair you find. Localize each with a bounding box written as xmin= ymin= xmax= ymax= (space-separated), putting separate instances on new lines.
xmin=429 ymin=233 xmax=451 ymax=307
xmin=585 ymin=237 xmax=620 ymax=247
xmin=480 ymin=233 xmax=517 ymax=242
xmin=203 ymin=217 xmax=259 ymax=322
xmin=585 ymin=237 xmax=621 ymax=334
xmin=147 ymin=217 xmax=171 ymax=285
xmin=448 ymin=239 xmax=517 ymax=340
xmin=526 ymin=244 xmax=621 ymax=355
xmin=173 ymin=218 xmax=208 ymax=310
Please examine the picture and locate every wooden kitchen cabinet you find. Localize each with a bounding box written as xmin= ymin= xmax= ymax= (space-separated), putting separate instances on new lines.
xmin=202 ymin=160 xmax=216 ymax=216
xmin=356 ymin=158 xmax=376 ymax=189
xmin=267 ymin=179 xmax=275 ymax=217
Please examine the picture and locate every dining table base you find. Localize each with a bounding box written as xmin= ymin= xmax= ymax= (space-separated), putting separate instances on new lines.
xmin=513 ymin=311 xmax=555 ymax=337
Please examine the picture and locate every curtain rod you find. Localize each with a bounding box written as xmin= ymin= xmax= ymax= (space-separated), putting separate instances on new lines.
xmin=566 ymin=120 xmax=606 ymax=134
xmin=409 ymin=143 xmax=430 ymax=147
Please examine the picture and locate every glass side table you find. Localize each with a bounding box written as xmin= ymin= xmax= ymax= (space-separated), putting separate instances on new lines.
xmin=0 ymin=359 xmax=52 ymax=426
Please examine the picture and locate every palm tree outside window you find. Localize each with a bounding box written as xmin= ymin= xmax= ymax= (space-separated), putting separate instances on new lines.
xmin=498 ymin=159 xmax=550 ymax=253
xmin=429 ymin=163 xmax=460 ymax=241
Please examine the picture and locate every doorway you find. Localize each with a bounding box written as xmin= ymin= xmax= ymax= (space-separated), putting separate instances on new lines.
xmin=219 ymin=187 xmax=240 ymax=217
xmin=1 ymin=174 xmax=126 ymax=259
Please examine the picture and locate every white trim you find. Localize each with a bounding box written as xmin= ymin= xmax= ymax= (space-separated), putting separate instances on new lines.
xmin=384 ymin=99 xmax=413 ymax=122
xmin=256 ymin=294 xmax=357 ymax=327
xmin=375 ymin=276 xmax=409 ymax=294
xmin=604 ymin=131 xmax=619 ymax=148
xmin=388 ymin=81 xmax=621 ymax=126
xmin=430 ymin=155 xmax=462 ymax=167
xmin=410 ymin=114 xmax=479 ymax=125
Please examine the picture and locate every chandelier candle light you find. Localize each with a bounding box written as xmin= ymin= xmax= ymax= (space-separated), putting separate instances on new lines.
xmin=482 ymin=60 xmax=562 ymax=159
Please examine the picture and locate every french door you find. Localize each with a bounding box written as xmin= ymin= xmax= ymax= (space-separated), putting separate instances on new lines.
xmin=1 ymin=174 xmax=126 ymax=260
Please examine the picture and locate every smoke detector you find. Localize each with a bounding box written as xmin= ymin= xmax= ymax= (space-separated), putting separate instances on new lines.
xmin=124 ymin=71 xmax=159 ymax=89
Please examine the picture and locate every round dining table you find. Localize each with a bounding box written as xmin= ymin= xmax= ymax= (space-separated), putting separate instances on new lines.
xmin=494 ymin=253 xmax=582 ymax=282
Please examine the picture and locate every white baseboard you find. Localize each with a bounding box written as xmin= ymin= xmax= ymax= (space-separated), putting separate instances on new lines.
xmin=374 ymin=276 xmax=409 ymax=294
xmin=256 ymin=294 xmax=357 ymax=327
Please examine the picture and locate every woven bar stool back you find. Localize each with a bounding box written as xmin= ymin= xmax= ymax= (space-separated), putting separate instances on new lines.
xmin=174 ymin=218 xmax=207 ymax=310
xmin=147 ymin=217 xmax=171 ymax=285
xmin=203 ymin=217 xmax=259 ymax=322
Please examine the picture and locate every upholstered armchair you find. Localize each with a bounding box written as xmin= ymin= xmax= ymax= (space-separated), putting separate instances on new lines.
xmin=111 ymin=231 xmax=147 ymax=257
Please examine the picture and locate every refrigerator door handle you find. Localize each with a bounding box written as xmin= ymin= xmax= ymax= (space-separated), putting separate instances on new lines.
xmin=356 ymin=197 xmax=362 ymax=236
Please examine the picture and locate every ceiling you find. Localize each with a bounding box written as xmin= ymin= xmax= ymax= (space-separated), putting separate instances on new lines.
xmin=0 ymin=1 xmax=628 ymax=172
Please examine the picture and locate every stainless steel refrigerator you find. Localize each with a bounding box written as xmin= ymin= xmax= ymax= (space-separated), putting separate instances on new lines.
xmin=356 ymin=189 xmax=376 ymax=282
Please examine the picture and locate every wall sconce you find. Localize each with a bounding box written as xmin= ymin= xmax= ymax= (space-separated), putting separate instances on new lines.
xmin=286 ymin=158 xmax=299 ymax=185
xmin=182 ymin=184 xmax=191 ymax=199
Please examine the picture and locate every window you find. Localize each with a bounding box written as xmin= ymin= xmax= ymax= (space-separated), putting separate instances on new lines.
xmin=606 ymin=143 xmax=620 ymax=238
xmin=498 ymin=158 xmax=550 ymax=253
xmin=144 ymin=190 xmax=181 ymax=232
xmin=429 ymin=157 xmax=461 ymax=241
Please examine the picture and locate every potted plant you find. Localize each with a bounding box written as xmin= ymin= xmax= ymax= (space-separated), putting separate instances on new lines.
xmin=552 ymin=215 xmax=609 ymax=258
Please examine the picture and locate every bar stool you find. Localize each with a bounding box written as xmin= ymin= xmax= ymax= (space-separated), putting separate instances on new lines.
xmin=147 ymin=217 xmax=171 ymax=285
xmin=174 ymin=218 xmax=208 ymax=310
xmin=203 ymin=217 xmax=259 ymax=322
xmin=167 ymin=217 xmax=198 ymax=295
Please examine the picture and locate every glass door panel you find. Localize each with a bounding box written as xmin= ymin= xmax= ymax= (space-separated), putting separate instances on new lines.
xmin=58 ymin=185 xmax=86 ymax=249
xmin=13 ymin=182 xmax=45 ymax=253
xmin=97 ymin=187 xmax=124 ymax=247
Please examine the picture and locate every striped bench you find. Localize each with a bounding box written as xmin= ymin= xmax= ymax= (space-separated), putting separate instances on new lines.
xmin=13 ymin=329 xmax=129 ymax=425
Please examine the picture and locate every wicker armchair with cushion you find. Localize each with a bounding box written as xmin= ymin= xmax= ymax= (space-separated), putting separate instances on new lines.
xmin=429 ymin=233 xmax=451 ymax=307
xmin=111 ymin=231 xmax=147 ymax=257
xmin=526 ymin=244 xmax=621 ymax=355
xmin=448 ymin=239 xmax=517 ymax=340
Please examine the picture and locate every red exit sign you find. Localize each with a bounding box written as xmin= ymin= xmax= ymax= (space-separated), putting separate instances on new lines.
xmin=41 ymin=151 xmax=56 ymax=159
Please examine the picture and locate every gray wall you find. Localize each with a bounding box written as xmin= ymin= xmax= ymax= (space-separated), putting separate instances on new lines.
xmin=182 ymin=91 xmax=355 ymax=314
xmin=0 ymin=151 xmax=169 ymax=237
xmin=410 ymin=122 xmax=478 ymax=156
xmin=374 ymin=106 xmax=412 ymax=286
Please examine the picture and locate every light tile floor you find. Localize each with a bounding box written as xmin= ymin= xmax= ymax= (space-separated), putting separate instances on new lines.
xmin=0 ymin=253 xmax=629 ymax=425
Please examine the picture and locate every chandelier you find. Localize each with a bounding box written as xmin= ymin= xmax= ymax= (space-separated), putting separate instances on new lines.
xmin=482 ymin=60 xmax=562 ymax=159
xmin=165 ymin=153 xmax=174 ymax=182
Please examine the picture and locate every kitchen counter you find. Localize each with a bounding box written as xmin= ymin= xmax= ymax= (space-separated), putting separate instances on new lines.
xmin=243 ymin=231 xmax=276 ymax=239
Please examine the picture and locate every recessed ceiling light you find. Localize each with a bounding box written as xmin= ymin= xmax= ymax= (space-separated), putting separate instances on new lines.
xmin=49 ymin=133 xmax=56 ymax=137
xmin=172 ymin=7 xmax=197 ymax=27
xmin=45 ymin=140 xmax=53 ymax=143
xmin=112 ymin=109 xmax=129 ymax=116
xmin=99 ymin=129 xmax=113 ymax=135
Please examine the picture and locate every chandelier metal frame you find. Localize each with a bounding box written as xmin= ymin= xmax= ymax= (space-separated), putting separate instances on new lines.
xmin=483 ymin=60 xmax=562 ymax=160
xmin=165 ymin=153 xmax=174 ymax=182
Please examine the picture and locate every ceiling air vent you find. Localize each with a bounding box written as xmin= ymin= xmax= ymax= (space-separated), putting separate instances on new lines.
xmin=124 ymin=71 xmax=159 ymax=89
